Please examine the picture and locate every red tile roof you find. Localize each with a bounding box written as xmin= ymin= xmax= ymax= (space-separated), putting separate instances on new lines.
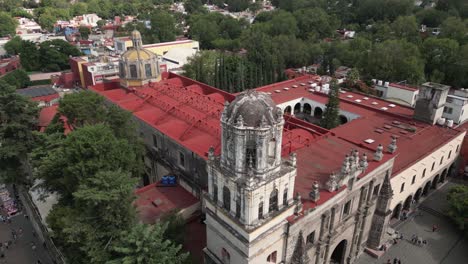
xmin=38 ymin=105 xmax=72 ymax=134
xmin=134 ymin=182 xmax=199 ymax=224
xmin=90 ymin=73 xmax=463 ymax=215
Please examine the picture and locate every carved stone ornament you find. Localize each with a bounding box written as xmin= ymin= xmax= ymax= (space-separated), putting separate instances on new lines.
xmin=326 ymin=173 xmax=338 ymax=192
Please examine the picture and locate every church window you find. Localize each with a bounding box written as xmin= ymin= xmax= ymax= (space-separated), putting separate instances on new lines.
xmin=129 ymin=64 xmax=137 ymax=78
xmin=306 ymin=231 xmax=315 ymax=244
xmin=145 ymin=63 xmax=152 ymax=78
xmin=456 ymin=145 xmax=460 ymax=152
xmin=411 ymin=175 xmax=416 ymax=185
xmin=267 ymin=251 xmax=277 ymax=263
xmin=268 ymin=139 xmax=276 ymax=159
xmin=221 ymin=248 xmax=230 ymax=264
xmin=246 ymin=147 xmax=256 ymax=168
xmin=269 ymin=189 xmax=278 ymax=213
xmin=400 ymin=183 xmax=405 ymax=193
xmin=422 ymin=169 xmax=426 ymax=178
xmin=440 ymin=156 xmax=444 ymax=165
xmin=258 ymin=202 xmax=264 ymax=219
xmin=343 ymin=200 xmax=351 ymax=217
xmin=448 ymin=150 xmax=452 ymax=159
xmin=223 ymin=187 xmax=231 ymax=212
xmin=431 ymin=162 xmax=435 ymax=171
xmin=373 ymin=184 xmax=380 ymax=198
xmin=235 ymin=194 xmax=241 ymax=218
xmin=213 ymin=183 xmax=218 ymax=202
xmin=283 ymin=188 xmax=288 ymax=206
xmin=179 ymin=152 xmax=185 ymax=168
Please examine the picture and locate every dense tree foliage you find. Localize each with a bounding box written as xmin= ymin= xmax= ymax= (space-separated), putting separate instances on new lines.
xmin=1 ymin=69 xmax=31 ymax=89
xmin=0 ymin=80 xmax=38 ymax=184
xmin=4 ymin=38 xmax=80 ymax=72
xmin=107 ymin=223 xmax=189 ymax=264
xmin=447 ymin=185 xmax=468 ymax=237
xmin=0 ymin=11 xmax=18 ymax=37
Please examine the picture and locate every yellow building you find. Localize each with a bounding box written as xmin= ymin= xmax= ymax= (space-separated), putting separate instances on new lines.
xmin=119 ymin=30 xmax=161 ymax=88
xmin=114 ymin=37 xmax=199 ymax=56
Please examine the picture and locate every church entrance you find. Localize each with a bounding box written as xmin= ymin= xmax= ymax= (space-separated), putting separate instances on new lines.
xmin=330 ymin=240 xmax=347 ymax=264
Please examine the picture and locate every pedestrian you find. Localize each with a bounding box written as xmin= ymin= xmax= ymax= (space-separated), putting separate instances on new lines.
xmin=18 ymin=228 xmax=23 ymax=235
xmin=37 ymin=260 xmax=42 ymax=264
xmin=387 ymin=259 xmax=391 ymax=264
xmin=432 ymin=224 xmax=438 ymax=232
xmin=423 ymin=240 xmax=427 ymax=246
xmin=398 ymin=259 xmax=401 ymax=264
xmin=24 ymin=214 xmax=29 ymax=220
xmin=31 ymin=241 xmax=36 ymax=251
xmin=393 ymin=258 xmax=398 ymax=264
xmin=400 ymin=233 xmax=403 ymax=240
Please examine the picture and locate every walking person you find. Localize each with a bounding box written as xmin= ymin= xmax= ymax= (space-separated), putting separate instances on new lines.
xmin=432 ymin=224 xmax=438 ymax=232
xmin=393 ymin=257 xmax=398 ymax=264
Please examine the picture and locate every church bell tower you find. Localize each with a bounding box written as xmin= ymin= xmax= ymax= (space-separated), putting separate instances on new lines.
xmin=204 ymin=91 xmax=298 ymax=264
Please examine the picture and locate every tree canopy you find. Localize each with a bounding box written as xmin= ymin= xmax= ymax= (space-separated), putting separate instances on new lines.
xmin=107 ymin=223 xmax=189 ymax=264
xmin=0 ymin=80 xmax=38 ymax=184
xmin=320 ymin=79 xmax=340 ymax=130
xmin=0 ymin=11 xmax=18 ymax=37
xmin=447 ymin=185 xmax=468 ymax=237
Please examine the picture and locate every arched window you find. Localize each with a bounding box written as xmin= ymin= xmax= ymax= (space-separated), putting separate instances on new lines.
xmin=267 ymin=251 xmax=277 ymax=263
xmin=268 ymin=139 xmax=276 ymax=159
xmin=284 ymin=106 xmax=292 ymax=115
xmin=456 ymin=145 xmax=460 ymax=152
xmin=246 ymin=140 xmax=256 ymax=168
xmin=431 ymin=162 xmax=435 ymax=171
xmin=440 ymin=156 xmax=444 ymax=165
xmin=448 ymin=150 xmax=452 ymax=159
xmin=283 ymin=188 xmax=288 ymax=206
xmin=129 ymin=64 xmax=137 ymax=78
xmin=258 ymin=201 xmax=264 ymax=219
xmin=269 ymin=189 xmax=278 ymax=212
xmin=223 ymin=186 xmax=230 ymax=212
xmin=422 ymin=168 xmax=426 ymax=178
xmin=221 ymin=248 xmax=230 ymax=264
xmin=145 ymin=63 xmax=152 ymax=77
xmin=294 ymin=103 xmax=301 ymax=114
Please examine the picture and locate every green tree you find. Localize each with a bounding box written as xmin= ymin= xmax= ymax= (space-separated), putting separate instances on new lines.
xmin=391 ymin=16 xmax=420 ymax=43
xmin=150 ymin=10 xmax=177 ymax=42
xmin=362 ymin=39 xmax=425 ymax=84
xmin=0 ymin=11 xmax=18 ymax=37
xmin=320 ymin=79 xmax=340 ymax=130
xmin=184 ymin=0 xmax=205 ymax=14
xmin=4 ymin=36 xmax=22 ymax=55
xmin=79 ymin=26 xmax=91 ymax=40
xmin=440 ymin=16 xmax=467 ymax=45
xmin=18 ymin=40 xmax=41 ymax=71
xmin=71 ymin=2 xmax=88 ymax=16
xmin=2 ymin=69 xmax=31 ymax=88
xmin=422 ymin=37 xmax=459 ymax=84
xmin=446 ymin=185 xmax=468 ymax=237
xmin=39 ymin=39 xmax=81 ymax=71
xmin=107 ymin=223 xmax=189 ymax=264
xmin=0 ymin=80 xmax=38 ymax=184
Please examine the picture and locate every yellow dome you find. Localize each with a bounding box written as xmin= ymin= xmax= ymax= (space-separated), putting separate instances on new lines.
xmin=119 ymin=30 xmax=161 ymax=88
xmin=121 ymin=48 xmax=156 ymax=61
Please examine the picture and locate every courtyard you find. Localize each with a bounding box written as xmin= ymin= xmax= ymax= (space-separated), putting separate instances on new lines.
xmin=356 ymin=182 xmax=468 ymax=264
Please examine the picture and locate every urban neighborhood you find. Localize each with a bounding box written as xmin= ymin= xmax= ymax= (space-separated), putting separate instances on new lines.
xmin=0 ymin=0 xmax=467 ymax=264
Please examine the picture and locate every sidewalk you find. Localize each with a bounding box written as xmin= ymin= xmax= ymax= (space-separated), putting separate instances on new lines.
xmin=356 ymin=182 xmax=468 ymax=264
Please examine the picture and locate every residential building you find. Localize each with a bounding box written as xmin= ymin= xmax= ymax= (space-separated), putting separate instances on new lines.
xmin=0 ymin=56 xmax=20 ymax=76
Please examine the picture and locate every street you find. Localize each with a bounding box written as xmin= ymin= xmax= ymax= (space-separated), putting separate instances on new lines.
xmin=0 ymin=186 xmax=53 ymax=264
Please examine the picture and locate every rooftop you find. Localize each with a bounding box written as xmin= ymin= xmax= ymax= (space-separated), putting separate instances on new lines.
xmin=91 ymin=73 xmax=463 ymax=213
xmin=17 ymin=85 xmax=57 ymax=98
xmin=134 ymin=182 xmax=199 ymax=225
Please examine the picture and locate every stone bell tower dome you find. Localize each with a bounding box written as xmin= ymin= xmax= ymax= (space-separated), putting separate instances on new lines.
xmin=220 ymin=90 xmax=284 ymax=178
xmin=119 ymin=30 xmax=161 ymax=88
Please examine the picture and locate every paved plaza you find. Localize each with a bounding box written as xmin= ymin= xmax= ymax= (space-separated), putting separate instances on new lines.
xmin=356 ymin=182 xmax=468 ymax=264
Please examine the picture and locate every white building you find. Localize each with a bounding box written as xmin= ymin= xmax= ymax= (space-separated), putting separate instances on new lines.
xmin=443 ymin=88 xmax=468 ymax=125
xmin=374 ymin=81 xmax=419 ymax=107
